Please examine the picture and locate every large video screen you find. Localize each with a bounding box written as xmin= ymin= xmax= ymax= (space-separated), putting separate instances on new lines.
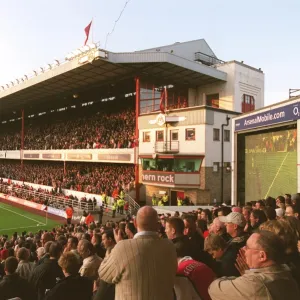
xmin=245 ymin=128 xmax=297 ymax=201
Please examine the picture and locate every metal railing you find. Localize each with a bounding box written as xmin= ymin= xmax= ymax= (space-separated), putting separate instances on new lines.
xmin=194 ymin=51 xmax=224 ymax=66
xmin=0 ymin=183 xmax=103 ymax=212
xmin=155 ymin=141 xmax=179 ymax=153
xmin=125 ymin=193 xmax=140 ymax=215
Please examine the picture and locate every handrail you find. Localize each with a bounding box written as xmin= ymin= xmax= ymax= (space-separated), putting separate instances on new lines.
xmin=125 ymin=193 xmax=140 ymax=215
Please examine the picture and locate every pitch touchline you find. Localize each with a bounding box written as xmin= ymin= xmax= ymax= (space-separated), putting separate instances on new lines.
xmin=264 ymin=152 xmax=289 ymax=199
xmin=0 ymin=204 xmax=45 ymax=225
xmin=0 ymin=224 xmax=46 ymax=232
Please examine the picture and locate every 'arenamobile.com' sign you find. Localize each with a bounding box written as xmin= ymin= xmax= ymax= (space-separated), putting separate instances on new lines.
xmin=142 ymin=172 xmax=175 ymax=185
xmin=235 ymin=101 xmax=300 ymax=132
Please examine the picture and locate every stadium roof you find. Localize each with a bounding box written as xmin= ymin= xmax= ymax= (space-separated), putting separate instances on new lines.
xmin=0 ymin=47 xmax=227 ymax=114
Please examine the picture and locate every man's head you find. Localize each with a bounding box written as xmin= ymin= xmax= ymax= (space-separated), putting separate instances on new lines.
xmin=67 ymin=237 xmax=79 ymax=251
xmin=58 ymin=252 xmax=81 ymax=277
xmin=165 ymin=217 xmax=184 ymax=240
xmin=77 ymin=240 xmax=95 ymax=259
xmin=219 ymin=212 xmax=246 ymax=238
xmin=134 ymin=206 xmax=158 ymax=232
xmin=41 ymin=232 xmax=53 ymax=247
xmin=49 ymin=242 xmax=63 ymax=260
xmin=245 ymin=231 xmax=285 ymax=269
xmin=4 ymin=256 xmax=18 ymax=275
xmin=101 ymin=230 xmax=116 ymax=250
xmin=209 ymin=218 xmax=226 ymax=235
xmin=204 ymin=233 xmax=227 ymax=259
xmin=17 ymin=247 xmax=30 ymax=262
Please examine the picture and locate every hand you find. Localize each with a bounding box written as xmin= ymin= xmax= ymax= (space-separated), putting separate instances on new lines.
xmin=235 ymin=248 xmax=249 ymax=276
xmin=114 ymin=228 xmax=123 ymax=243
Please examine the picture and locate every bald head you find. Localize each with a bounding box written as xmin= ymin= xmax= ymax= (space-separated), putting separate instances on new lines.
xmin=136 ymin=206 xmax=158 ymax=232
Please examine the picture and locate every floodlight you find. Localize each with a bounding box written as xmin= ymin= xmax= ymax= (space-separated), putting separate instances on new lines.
xmin=1 ymin=86 xmax=4 ymax=90
xmin=40 ymin=67 xmax=44 ymax=73
xmin=6 ymin=84 xmax=9 ymax=88
xmin=10 ymin=81 xmax=14 ymax=86
xmin=54 ymin=59 xmax=60 ymax=66
xmin=33 ymin=70 xmax=38 ymax=76
xmin=24 ymin=75 xmax=28 ymax=80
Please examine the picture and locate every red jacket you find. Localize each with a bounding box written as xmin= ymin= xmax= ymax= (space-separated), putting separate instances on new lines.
xmin=177 ymin=257 xmax=215 ymax=300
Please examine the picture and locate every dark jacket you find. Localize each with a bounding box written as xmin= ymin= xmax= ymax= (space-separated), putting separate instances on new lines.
xmin=0 ymin=273 xmax=36 ymax=300
xmin=93 ymin=280 xmax=115 ymax=300
xmin=218 ymin=234 xmax=248 ymax=277
xmin=30 ymin=258 xmax=64 ymax=300
xmin=45 ymin=274 xmax=93 ymax=300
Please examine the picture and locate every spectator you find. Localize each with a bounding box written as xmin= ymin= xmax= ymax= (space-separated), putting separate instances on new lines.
xmin=249 ymin=209 xmax=267 ymax=232
xmin=30 ymin=242 xmax=64 ymax=300
xmin=218 ymin=212 xmax=248 ymax=277
xmin=16 ymin=247 xmax=35 ymax=280
xmin=174 ymin=238 xmax=216 ymax=300
xmin=44 ymin=252 xmax=93 ymax=300
xmin=77 ymin=240 xmax=102 ymax=280
xmin=101 ymin=230 xmax=116 ymax=257
xmin=208 ymin=231 xmax=300 ymax=300
xmin=209 ymin=217 xmax=231 ymax=242
xmin=99 ymin=206 xmax=178 ymax=300
xmin=0 ymin=256 xmax=36 ymax=300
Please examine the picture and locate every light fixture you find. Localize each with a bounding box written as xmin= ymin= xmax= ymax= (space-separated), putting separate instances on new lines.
xmin=24 ymin=75 xmax=28 ymax=80
xmin=10 ymin=81 xmax=14 ymax=86
xmin=39 ymin=67 xmax=44 ymax=73
xmin=33 ymin=70 xmax=38 ymax=76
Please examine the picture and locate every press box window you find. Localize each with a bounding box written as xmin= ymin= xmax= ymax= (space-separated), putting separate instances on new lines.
xmin=224 ymin=130 xmax=230 ymax=142
xmin=186 ymin=128 xmax=195 ymax=141
xmin=213 ymin=128 xmax=220 ymax=141
xmin=143 ymin=132 xmax=151 ymax=142
xmin=156 ymin=130 xmax=164 ymax=141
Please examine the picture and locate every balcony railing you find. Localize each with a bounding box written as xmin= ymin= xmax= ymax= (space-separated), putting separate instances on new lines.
xmin=155 ymin=141 xmax=179 ymax=153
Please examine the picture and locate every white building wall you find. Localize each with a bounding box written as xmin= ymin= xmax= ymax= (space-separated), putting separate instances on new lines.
xmin=193 ymin=62 xmax=264 ymax=113
xmin=204 ymin=112 xmax=234 ymax=167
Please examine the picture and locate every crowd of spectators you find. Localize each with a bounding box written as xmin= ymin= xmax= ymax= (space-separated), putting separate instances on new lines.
xmin=0 ymin=106 xmax=135 ymax=150
xmin=0 ymin=161 xmax=135 ymax=196
xmin=0 ymin=193 xmax=300 ymax=299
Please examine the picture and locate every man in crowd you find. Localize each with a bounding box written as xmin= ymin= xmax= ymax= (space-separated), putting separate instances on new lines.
xmin=218 ymin=212 xmax=248 ymax=276
xmin=209 ymin=231 xmax=300 ymax=299
xmin=30 ymin=242 xmax=64 ymax=300
xmin=0 ymin=256 xmax=36 ymax=300
xmin=78 ymin=240 xmax=102 ymax=280
xmin=173 ymin=239 xmax=215 ymax=300
xmin=44 ymin=252 xmax=93 ymax=300
xmin=99 ymin=206 xmax=177 ymax=300
xmin=101 ymin=230 xmax=116 ymax=257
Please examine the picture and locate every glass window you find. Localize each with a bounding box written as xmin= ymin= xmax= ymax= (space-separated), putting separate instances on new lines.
xmin=224 ymin=130 xmax=230 ymax=142
xmin=171 ymin=130 xmax=178 ymax=141
xmin=186 ymin=128 xmax=195 ymax=141
xmin=206 ymin=93 xmax=219 ymax=107
xmin=156 ymin=130 xmax=164 ymax=141
xmin=143 ymin=131 xmax=151 ymax=142
xmin=213 ymin=162 xmax=219 ymax=172
xmin=213 ymin=128 xmax=220 ymax=141
xmin=174 ymin=158 xmax=202 ymax=172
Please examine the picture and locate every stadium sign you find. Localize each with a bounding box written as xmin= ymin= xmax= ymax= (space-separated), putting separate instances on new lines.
xmin=142 ymin=172 xmax=175 ymax=185
xmin=235 ymin=101 xmax=300 ymax=132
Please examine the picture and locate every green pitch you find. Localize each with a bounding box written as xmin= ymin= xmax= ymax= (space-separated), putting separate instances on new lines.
xmin=245 ymin=151 xmax=297 ymax=201
xmin=0 ymin=201 xmax=62 ymax=237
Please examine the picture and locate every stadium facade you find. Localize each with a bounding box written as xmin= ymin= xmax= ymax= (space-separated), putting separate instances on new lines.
xmin=0 ymin=39 xmax=264 ymax=205
xmin=231 ymin=96 xmax=299 ymax=205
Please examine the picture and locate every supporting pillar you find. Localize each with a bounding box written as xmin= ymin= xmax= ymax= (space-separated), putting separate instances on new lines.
xmin=135 ymin=77 xmax=140 ymax=203
xmin=21 ymin=109 xmax=25 ymax=181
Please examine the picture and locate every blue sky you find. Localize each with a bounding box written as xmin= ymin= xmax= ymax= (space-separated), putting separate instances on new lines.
xmin=0 ymin=0 xmax=299 ymax=105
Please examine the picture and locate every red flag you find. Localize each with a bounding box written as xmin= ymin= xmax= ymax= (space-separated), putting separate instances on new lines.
xmin=84 ymin=21 xmax=92 ymax=45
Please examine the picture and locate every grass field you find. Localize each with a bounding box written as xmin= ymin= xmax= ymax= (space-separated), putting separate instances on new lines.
xmin=0 ymin=201 xmax=62 ymax=237
xmin=245 ymin=151 xmax=297 ymax=201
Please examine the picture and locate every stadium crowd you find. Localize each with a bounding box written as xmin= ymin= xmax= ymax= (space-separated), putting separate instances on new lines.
xmin=0 ymin=107 xmax=135 ymax=150
xmin=0 ymin=194 xmax=300 ymax=299
xmin=0 ymin=161 xmax=135 ymax=196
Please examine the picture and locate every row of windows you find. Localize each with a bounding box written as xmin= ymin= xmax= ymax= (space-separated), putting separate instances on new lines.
xmin=143 ymin=129 xmax=230 ymax=142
